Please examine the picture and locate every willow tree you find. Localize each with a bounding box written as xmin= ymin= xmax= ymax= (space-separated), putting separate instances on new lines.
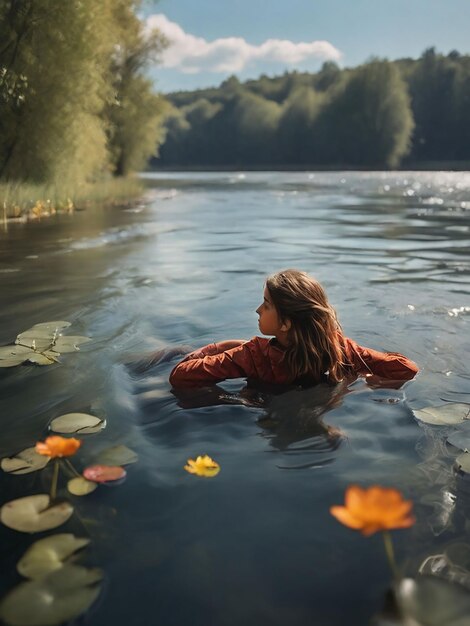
xmin=277 ymin=87 xmax=328 ymax=163
xmin=0 ymin=0 xmax=168 ymax=184
xmin=0 ymin=0 xmax=115 ymax=184
xmin=106 ymin=1 xmax=169 ymax=177
xmin=320 ymin=60 xmax=414 ymax=167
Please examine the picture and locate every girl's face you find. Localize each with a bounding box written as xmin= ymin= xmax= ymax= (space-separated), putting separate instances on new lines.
xmin=256 ymin=286 xmax=290 ymax=343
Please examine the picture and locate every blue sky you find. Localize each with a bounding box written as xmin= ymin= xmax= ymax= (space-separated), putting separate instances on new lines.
xmin=142 ymin=0 xmax=470 ymax=93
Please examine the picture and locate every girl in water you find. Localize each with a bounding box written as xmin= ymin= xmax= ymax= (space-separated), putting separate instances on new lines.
xmin=169 ymin=269 xmax=418 ymax=389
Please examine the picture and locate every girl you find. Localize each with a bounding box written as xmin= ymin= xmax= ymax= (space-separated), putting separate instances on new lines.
xmin=169 ymin=269 xmax=418 ymax=389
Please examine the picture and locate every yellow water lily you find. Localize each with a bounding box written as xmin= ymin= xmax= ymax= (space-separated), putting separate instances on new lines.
xmin=184 ymin=455 xmax=220 ymax=478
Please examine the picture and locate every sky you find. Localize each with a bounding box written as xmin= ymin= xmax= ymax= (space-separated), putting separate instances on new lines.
xmin=141 ymin=0 xmax=470 ymax=93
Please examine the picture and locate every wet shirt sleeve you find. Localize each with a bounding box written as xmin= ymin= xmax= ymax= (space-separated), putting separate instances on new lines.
xmin=343 ymin=337 xmax=419 ymax=382
xmin=169 ymin=340 xmax=261 ymax=387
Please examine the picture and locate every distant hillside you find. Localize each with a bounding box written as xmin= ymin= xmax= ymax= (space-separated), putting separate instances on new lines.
xmin=153 ymin=49 xmax=470 ymax=169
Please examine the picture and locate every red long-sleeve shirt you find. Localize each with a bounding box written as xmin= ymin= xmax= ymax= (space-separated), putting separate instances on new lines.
xmin=169 ymin=336 xmax=418 ymax=388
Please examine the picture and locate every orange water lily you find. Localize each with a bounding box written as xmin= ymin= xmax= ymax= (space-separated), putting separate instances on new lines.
xmin=184 ymin=455 xmax=220 ymax=478
xmin=330 ymin=485 xmax=415 ymax=536
xmin=35 ymin=436 xmax=81 ymax=458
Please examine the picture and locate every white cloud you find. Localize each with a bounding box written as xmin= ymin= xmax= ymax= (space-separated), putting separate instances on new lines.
xmin=146 ymin=14 xmax=342 ymax=75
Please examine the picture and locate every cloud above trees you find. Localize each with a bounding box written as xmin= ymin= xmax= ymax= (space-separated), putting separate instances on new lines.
xmin=146 ymin=14 xmax=342 ymax=74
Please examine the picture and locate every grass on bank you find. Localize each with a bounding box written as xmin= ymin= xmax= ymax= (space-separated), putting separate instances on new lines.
xmin=1 ymin=177 xmax=145 ymax=222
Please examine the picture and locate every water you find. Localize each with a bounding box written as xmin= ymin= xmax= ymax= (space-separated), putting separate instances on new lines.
xmin=0 ymin=171 xmax=469 ymax=625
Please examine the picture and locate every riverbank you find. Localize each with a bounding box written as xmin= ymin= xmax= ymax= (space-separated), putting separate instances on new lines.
xmin=1 ymin=177 xmax=145 ymax=223
xmin=148 ymin=161 xmax=470 ymax=172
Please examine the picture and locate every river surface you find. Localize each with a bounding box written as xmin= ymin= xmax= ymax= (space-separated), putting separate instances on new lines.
xmin=0 ymin=171 xmax=470 ymax=625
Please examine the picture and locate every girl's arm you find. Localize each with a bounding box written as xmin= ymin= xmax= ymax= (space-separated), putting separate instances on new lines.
xmin=182 ymin=339 xmax=246 ymax=360
xmin=169 ymin=339 xmax=259 ymax=388
xmin=343 ymin=337 xmax=418 ymax=384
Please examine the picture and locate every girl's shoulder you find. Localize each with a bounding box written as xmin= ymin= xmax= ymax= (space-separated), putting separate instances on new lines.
xmin=248 ymin=336 xmax=286 ymax=354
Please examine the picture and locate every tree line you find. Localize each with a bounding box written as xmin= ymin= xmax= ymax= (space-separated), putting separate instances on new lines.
xmin=156 ymin=49 xmax=470 ymax=169
xmin=0 ymin=0 xmax=168 ymax=187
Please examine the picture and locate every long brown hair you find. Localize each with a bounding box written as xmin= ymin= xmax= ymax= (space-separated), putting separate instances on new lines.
xmin=266 ymin=269 xmax=346 ymax=383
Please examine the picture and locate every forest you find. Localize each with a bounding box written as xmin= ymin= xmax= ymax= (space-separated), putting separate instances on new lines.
xmin=0 ymin=0 xmax=168 ymax=190
xmin=156 ymin=49 xmax=470 ymax=169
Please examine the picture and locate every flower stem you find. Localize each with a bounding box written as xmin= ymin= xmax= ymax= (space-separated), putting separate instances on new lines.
xmin=64 ymin=458 xmax=81 ymax=478
xmin=50 ymin=459 xmax=60 ymax=501
xmin=382 ymin=530 xmax=400 ymax=581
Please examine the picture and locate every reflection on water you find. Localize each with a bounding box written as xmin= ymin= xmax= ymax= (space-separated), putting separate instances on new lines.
xmin=0 ymin=171 xmax=470 ymax=625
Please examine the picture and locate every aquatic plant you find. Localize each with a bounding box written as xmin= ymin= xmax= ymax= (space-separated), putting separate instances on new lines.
xmin=35 ymin=436 xmax=81 ymax=501
xmin=330 ymin=485 xmax=415 ymax=581
xmin=184 ymin=455 xmax=220 ymax=478
xmin=330 ymin=485 xmax=415 ymax=537
xmin=36 ymin=437 xmax=82 ymax=459
xmin=0 ymin=321 xmax=90 ymax=368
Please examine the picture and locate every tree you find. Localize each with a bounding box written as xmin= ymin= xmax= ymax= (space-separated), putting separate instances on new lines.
xmin=105 ymin=1 xmax=169 ymax=176
xmin=320 ymin=60 xmax=414 ymax=167
xmin=277 ymin=87 xmax=327 ymax=163
xmin=0 ymin=0 xmax=114 ymax=184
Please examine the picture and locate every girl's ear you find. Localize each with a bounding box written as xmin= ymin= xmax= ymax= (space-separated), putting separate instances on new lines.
xmin=279 ymin=318 xmax=291 ymax=332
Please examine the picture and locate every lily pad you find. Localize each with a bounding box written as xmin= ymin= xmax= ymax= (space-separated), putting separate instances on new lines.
xmin=447 ymin=423 xmax=470 ymax=452
xmin=412 ymin=403 xmax=470 ymax=426
xmin=0 ymin=495 xmax=73 ymax=533
xmin=1 ymin=448 xmax=50 ymax=475
xmin=96 ymin=445 xmax=138 ymax=466
xmin=0 ymin=564 xmax=102 ymax=626
xmin=49 ymin=413 xmax=106 ymax=435
xmin=27 ymin=321 xmax=71 ymax=333
xmin=83 ymin=465 xmax=126 ymax=483
xmin=15 ymin=334 xmax=54 ymax=351
xmin=455 ymin=453 xmax=470 ymax=475
xmin=0 ymin=346 xmax=35 ymax=368
xmin=67 ymin=477 xmax=98 ymax=496
xmin=50 ymin=336 xmax=91 ymax=354
xmin=25 ymin=353 xmax=56 ymax=366
xmin=17 ymin=534 xmax=90 ymax=579
xmin=396 ymin=575 xmax=470 ymax=626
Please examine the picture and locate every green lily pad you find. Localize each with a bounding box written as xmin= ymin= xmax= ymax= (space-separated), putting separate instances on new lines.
xmin=49 ymin=413 xmax=106 ymax=435
xmin=0 ymin=346 xmax=35 ymax=367
xmin=455 ymin=453 xmax=470 ymax=474
xmin=447 ymin=423 xmax=470 ymax=452
xmin=17 ymin=534 xmax=90 ymax=579
xmin=25 ymin=353 xmax=56 ymax=366
xmin=1 ymin=448 xmax=50 ymax=475
xmin=96 ymin=445 xmax=138 ymax=466
xmin=0 ymin=564 xmax=102 ymax=626
xmin=15 ymin=334 xmax=53 ymax=351
xmin=396 ymin=575 xmax=470 ymax=625
xmin=413 ymin=403 xmax=470 ymax=426
xmin=67 ymin=477 xmax=98 ymax=496
xmin=0 ymin=345 xmax=36 ymax=359
xmin=0 ymin=358 xmax=34 ymax=368
xmin=28 ymin=321 xmax=71 ymax=333
xmin=0 ymin=495 xmax=73 ymax=533
xmin=50 ymin=336 xmax=91 ymax=354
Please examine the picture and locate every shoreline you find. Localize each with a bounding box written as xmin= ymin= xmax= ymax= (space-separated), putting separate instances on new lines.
xmin=147 ymin=162 xmax=470 ymax=173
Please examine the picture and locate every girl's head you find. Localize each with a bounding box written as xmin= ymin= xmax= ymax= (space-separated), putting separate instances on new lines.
xmin=260 ymin=269 xmax=345 ymax=383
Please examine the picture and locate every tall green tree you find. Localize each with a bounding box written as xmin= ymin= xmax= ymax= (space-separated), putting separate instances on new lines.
xmin=0 ymin=0 xmax=168 ymax=184
xmin=0 ymin=0 xmax=115 ymax=184
xmin=320 ymin=60 xmax=414 ymax=167
xmin=106 ymin=1 xmax=169 ymax=176
xmin=277 ymin=87 xmax=327 ymax=163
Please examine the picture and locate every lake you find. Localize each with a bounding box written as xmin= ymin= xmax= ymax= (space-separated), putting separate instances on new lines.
xmin=0 ymin=171 xmax=469 ymax=625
